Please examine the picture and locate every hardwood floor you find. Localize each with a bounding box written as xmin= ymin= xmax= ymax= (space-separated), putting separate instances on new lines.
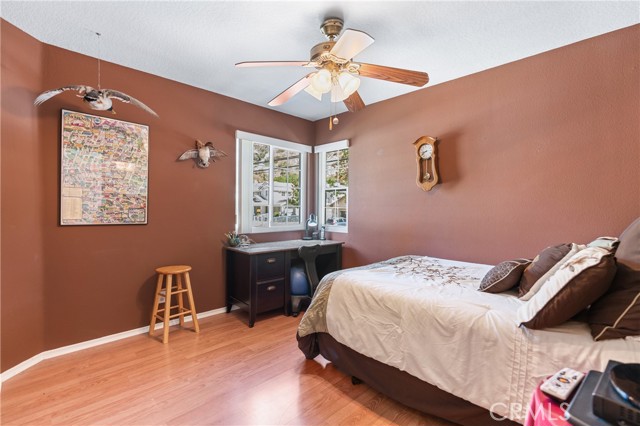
xmin=1 ymin=311 xmax=457 ymax=425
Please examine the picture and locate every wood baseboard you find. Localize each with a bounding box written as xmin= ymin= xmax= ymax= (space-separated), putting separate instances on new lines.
xmin=0 ymin=306 xmax=236 ymax=384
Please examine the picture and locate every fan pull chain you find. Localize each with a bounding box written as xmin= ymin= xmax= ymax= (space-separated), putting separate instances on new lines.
xmin=95 ymin=31 xmax=102 ymax=90
xmin=328 ymin=95 xmax=339 ymax=131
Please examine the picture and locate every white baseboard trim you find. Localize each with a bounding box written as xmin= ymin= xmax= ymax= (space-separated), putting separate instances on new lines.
xmin=0 ymin=306 xmax=236 ymax=384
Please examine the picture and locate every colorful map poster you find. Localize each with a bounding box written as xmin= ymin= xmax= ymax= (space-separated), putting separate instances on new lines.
xmin=60 ymin=110 xmax=149 ymax=225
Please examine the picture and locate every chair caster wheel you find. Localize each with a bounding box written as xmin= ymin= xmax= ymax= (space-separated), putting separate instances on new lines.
xmin=292 ymin=312 xmax=299 ymax=317
xmin=351 ymin=376 xmax=362 ymax=385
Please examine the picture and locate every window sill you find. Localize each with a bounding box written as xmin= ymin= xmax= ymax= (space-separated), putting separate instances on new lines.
xmin=247 ymin=225 xmax=305 ymax=234
xmin=324 ymin=225 xmax=348 ymax=234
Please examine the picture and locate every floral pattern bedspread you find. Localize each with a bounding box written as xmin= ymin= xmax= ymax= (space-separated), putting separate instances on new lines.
xmin=298 ymin=255 xmax=486 ymax=338
xmin=296 ymin=255 xmax=640 ymax=423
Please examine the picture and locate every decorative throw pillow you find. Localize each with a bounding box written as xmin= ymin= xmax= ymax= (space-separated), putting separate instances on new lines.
xmin=519 ymin=244 xmax=585 ymax=301
xmin=479 ymin=259 xmax=531 ymax=293
xmin=588 ymin=217 xmax=640 ymax=340
xmin=517 ymin=247 xmax=616 ymax=330
xmin=518 ymin=243 xmax=572 ymax=298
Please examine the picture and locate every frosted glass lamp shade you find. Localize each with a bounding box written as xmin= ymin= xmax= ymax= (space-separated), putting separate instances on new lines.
xmin=338 ymin=72 xmax=360 ymax=97
xmin=331 ymin=83 xmax=348 ymax=102
xmin=304 ymin=84 xmax=323 ymax=101
xmin=311 ymin=69 xmax=332 ymax=93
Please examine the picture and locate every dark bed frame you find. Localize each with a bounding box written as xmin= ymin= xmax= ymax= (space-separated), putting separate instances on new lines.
xmin=298 ymin=332 xmax=520 ymax=426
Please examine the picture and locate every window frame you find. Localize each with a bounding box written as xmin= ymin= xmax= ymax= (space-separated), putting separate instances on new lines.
xmin=316 ymin=139 xmax=349 ymax=234
xmin=236 ymin=131 xmax=311 ymax=234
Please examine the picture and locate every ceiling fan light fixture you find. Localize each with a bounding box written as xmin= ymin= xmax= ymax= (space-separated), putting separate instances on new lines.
xmin=304 ymin=84 xmax=323 ymax=101
xmin=311 ymin=68 xmax=332 ymax=93
xmin=330 ymin=83 xmax=348 ymax=103
xmin=338 ymin=71 xmax=360 ymax=97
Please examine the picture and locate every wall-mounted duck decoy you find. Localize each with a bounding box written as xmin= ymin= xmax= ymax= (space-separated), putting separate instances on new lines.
xmin=178 ymin=140 xmax=227 ymax=168
xmin=34 ymin=85 xmax=158 ymax=117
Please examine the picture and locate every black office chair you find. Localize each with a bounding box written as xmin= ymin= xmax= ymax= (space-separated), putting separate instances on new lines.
xmin=290 ymin=245 xmax=321 ymax=317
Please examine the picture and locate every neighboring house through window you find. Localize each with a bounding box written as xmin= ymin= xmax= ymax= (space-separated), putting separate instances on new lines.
xmin=316 ymin=140 xmax=349 ymax=233
xmin=236 ymin=131 xmax=310 ymax=233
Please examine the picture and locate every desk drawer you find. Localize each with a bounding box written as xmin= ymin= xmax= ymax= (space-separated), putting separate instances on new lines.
xmin=256 ymin=252 xmax=285 ymax=280
xmin=257 ymin=280 xmax=284 ymax=313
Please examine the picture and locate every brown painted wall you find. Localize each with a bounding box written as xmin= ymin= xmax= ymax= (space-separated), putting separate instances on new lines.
xmin=0 ymin=20 xmax=314 ymax=371
xmin=2 ymin=21 xmax=638 ymax=372
xmin=317 ymin=25 xmax=640 ymax=269
xmin=1 ymin=20 xmax=47 ymax=372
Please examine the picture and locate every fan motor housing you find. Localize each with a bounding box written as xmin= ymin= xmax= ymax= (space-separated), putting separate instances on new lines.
xmin=310 ymin=41 xmax=336 ymax=62
xmin=320 ymin=18 xmax=343 ymax=39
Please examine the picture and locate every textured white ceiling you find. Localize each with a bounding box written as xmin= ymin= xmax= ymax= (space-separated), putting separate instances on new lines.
xmin=2 ymin=1 xmax=638 ymax=121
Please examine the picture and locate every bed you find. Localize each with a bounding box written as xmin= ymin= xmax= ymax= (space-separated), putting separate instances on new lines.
xmin=296 ymin=254 xmax=640 ymax=426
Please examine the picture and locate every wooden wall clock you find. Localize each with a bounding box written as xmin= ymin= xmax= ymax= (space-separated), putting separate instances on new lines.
xmin=413 ymin=136 xmax=439 ymax=191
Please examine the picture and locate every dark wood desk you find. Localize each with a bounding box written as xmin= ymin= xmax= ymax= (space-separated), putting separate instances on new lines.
xmin=224 ymin=240 xmax=344 ymax=327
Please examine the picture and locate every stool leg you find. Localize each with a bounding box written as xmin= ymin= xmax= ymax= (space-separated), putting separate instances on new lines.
xmin=176 ymin=273 xmax=185 ymax=327
xmin=149 ymin=273 xmax=164 ymax=337
xmin=183 ymin=272 xmax=200 ymax=333
xmin=163 ymin=274 xmax=173 ymax=344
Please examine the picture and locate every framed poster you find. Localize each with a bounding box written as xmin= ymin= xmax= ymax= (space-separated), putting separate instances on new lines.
xmin=60 ymin=110 xmax=149 ymax=225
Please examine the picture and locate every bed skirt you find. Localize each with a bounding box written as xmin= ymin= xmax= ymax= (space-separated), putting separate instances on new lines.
xmin=298 ymin=332 xmax=519 ymax=426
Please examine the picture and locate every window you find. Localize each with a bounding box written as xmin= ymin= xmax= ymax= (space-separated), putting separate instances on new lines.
xmin=237 ymin=131 xmax=311 ymax=233
xmin=317 ymin=140 xmax=349 ymax=233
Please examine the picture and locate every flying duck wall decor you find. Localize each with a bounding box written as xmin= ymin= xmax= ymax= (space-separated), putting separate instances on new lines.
xmin=33 ymin=31 xmax=158 ymax=117
xmin=178 ymin=140 xmax=227 ymax=168
xmin=34 ymin=85 xmax=158 ymax=117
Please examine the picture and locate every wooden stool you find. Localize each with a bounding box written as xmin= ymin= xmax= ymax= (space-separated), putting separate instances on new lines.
xmin=150 ymin=265 xmax=200 ymax=343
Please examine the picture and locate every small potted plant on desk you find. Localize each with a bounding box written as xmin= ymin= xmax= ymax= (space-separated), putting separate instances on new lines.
xmin=225 ymin=230 xmax=241 ymax=247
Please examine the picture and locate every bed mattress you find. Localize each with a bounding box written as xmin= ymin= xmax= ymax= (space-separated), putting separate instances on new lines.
xmin=298 ymin=255 xmax=640 ymax=423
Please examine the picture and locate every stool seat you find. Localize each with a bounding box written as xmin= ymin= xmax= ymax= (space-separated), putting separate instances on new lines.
xmin=155 ymin=265 xmax=192 ymax=274
xmin=149 ymin=264 xmax=199 ymax=343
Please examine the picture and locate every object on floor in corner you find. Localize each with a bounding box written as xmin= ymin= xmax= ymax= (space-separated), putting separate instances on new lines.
xmin=290 ymin=260 xmax=311 ymax=317
xmin=178 ymin=140 xmax=227 ymax=168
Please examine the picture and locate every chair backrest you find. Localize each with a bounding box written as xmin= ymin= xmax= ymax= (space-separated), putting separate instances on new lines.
xmin=298 ymin=245 xmax=321 ymax=295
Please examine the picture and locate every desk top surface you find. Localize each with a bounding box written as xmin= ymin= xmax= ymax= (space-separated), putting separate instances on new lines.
xmin=225 ymin=239 xmax=344 ymax=255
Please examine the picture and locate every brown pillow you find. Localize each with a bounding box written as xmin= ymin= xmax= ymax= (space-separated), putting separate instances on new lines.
xmin=588 ymin=217 xmax=640 ymax=340
xmin=519 ymin=243 xmax=572 ymax=297
xmin=520 ymin=243 xmax=585 ymax=301
xmin=479 ymin=259 xmax=531 ymax=293
xmin=517 ymin=247 xmax=616 ymax=330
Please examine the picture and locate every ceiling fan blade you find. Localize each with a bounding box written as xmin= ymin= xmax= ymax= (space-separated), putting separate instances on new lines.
xmin=268 ymin=74 xmax=313 ymax=106
xmin=343 ymin=91 xmax=365 ymax=112
xmin=330 ymin=29 xmax=374 ymax=60
xmin=236 ymin=61 xmax=317 ymax=68
xmin=357 ymin=63 xmax=429 ymax=87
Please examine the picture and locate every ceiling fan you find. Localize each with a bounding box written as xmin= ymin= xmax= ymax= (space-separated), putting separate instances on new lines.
xmin=236 ymin=18 xmax=429 ymax=113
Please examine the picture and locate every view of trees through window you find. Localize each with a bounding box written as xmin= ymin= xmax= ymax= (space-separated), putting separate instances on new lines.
xmin=252 ymin=142 xmax=301 ymax=228
xmin=323 ymin=148 xmax=348 ymax=227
